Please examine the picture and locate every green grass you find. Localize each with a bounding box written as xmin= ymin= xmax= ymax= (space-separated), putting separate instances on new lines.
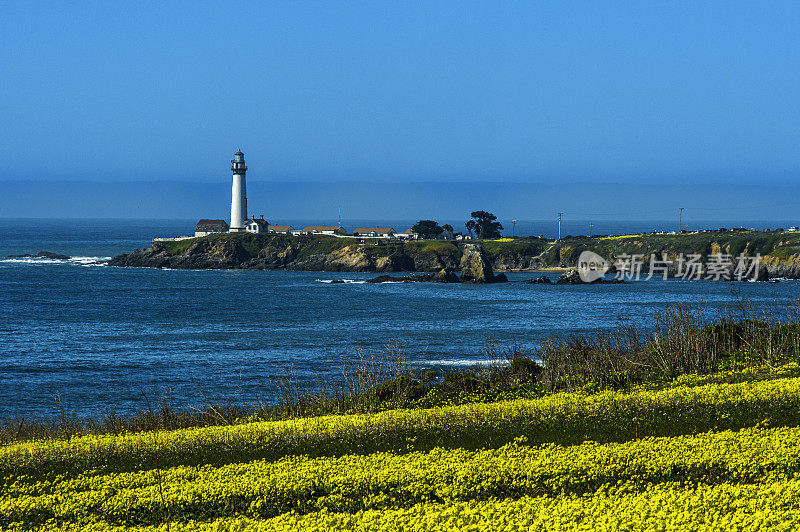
xmin=543 ymin=230 xmax=800 ymax=265
xmin=158 ymin=236 xmax=201 ymax=254
xmin=482 ymin=237 xmax=548 ymax=259
xmin=405 ymin=240 xmax=459 ymax=252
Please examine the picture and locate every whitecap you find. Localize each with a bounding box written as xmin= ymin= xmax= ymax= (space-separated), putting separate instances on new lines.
xmin=0 ymin=255 xmax=110 ymax=266
xmin=70 ymin=256 xmax=111 ymax=263
xmin=71 ymin=256 xmax=111 ymax=266
xmin=0 ymin=257 xmax=63 ymax=265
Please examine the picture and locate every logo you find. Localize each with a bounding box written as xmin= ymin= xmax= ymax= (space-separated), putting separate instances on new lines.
xmin=577 ymin=250 xmax=609 ymax=282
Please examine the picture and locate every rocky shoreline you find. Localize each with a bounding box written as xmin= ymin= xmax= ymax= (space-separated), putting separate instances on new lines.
xmin=102 ymin=231 xmax=800 ymax=280
xmin=109 ymin=236 xmax=509 ymax=283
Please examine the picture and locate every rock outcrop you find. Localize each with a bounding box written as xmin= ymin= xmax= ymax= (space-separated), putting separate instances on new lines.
xmin=8 ymin=251 xmax=71 ymax=260
xmin=555 ymin=269 xmax=627 ymax=285
xmin=755 ymin=264 xmax=770 ymax=281
xmin=432 ymin=269 xmax=461 ymax=283
xmin=524 ymin=276 xmax=554 ymax=284
xmin=459 ymin=244 xmax=507 ymax=283
xmin=367 ymin=269 xmax=460 ymax=283
xmin=556 ymin=269 xmax=584 ymax=284
xmin=110 ymin=238 xmax=251 ymax=269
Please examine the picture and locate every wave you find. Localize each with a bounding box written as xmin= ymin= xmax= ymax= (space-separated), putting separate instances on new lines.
xmin=0 ymin=256 xmax=110 ymax=267
xmin=316 ymin=279 xmax=367 ymax=284
xmin=71 ymin=256 xmax=111 ymax=266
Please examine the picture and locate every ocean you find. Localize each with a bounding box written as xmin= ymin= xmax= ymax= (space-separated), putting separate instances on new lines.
xmin=1 ymin=218 xmax=799 ymax=419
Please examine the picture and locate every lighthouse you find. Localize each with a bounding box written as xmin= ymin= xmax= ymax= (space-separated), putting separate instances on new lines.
xmin=230 ymin=150 xmax=248 ymax=231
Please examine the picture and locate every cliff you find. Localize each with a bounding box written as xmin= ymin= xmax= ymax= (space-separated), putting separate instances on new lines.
xmin=109 ymin=234 xmax=462 ymax=273
xmin=528 ymin=231 xmax=800 ymax=279
xmin=109 ymin=230 xmax=800 ymax=279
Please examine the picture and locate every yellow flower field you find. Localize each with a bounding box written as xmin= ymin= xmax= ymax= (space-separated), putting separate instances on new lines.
xmin=3 ymin=366 xmax=800 ymax=530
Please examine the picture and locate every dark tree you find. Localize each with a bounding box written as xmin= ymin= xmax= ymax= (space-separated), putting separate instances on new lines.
xmin=465 ymin=220 xmax=476 ymax=237
xmin=412 ymin=219 xmax=444 ymax=239
xmin=441 ymin=224 xmax=454 ymax=233
xmin=469 ymin=211 xmax=503 ymax=239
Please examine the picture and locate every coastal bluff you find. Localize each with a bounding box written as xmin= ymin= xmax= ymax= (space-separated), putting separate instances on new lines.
xmin=110 ymin=234 xmax=463 ymax=273
xmin=108 ymin=230 xmax=800 ymax=279
xmin=109 ymin=234 xmax=507 ymax=282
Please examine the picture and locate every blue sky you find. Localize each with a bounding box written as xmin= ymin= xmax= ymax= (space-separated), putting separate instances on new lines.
xmin=1 ymin=2 xmax=798 ymax=219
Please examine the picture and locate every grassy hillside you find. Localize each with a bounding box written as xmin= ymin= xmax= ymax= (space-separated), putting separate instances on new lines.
xmin=5 ymin=304 xmax=800 ymax=530
xmin=482 ymin=237 xmax=550 ymax=260
xmin=543 ymin=230 xmax=800 ymax=266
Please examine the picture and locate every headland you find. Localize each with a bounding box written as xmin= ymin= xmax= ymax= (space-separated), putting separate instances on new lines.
xmin=107 ymin=228 xmax=800 ymax=280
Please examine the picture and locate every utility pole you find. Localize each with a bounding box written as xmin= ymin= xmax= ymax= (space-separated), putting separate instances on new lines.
xmin=338 ymin=205 xmax=342 ymax=227
xmin=589 ymin=221 xmax=593 ymax=237
xmin=679 ymin=207 xmax=684 ymax=233
xmin=512 ymin=219 xmax=517 ymax=238
xmin=558 ymin=212 xmax=564 ymax=240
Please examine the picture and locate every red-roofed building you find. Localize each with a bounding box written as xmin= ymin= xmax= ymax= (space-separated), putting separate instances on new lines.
xmin=267 ymin=225 xmax=294 ymax=234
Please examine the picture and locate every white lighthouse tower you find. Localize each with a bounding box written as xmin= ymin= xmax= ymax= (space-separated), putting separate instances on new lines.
xmin=230 ymin=149 xmax=248 ymax=232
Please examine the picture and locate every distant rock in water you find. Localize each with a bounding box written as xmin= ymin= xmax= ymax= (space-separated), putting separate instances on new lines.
xmin=8 ymin=251 xmax=71 ymax=260
xmin=367 ymin=275 xmax=400 ymax=283
xmin=432 ymin=269 xmax=461 ymax=283
xmin=367 ymin=269 xmax=460 ymax=284
xmin=556 ymin=269 xmax=584 ymax=284
xmin=524 ymin=276 xmax=553 ymax=284
xmin=366 ymin=264 xmax=508 ymax=285
xmin=37 ymin=251 xmax=71 ymax=260
xmin=556 ymin=269 xmax=627 ymax=284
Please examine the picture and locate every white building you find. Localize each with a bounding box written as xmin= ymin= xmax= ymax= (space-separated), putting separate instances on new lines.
xmin=244 ymin=216 xmax=269 ymax=233
xmin=298 ymin=225 xmax=347 ymax=236
xmin=230 ymin=150 xmax=248 ymax=232
xmin=395 ymin=228 xmax=419 ymax=240
xmin=353 ymin=227 xmax=396 ymax=238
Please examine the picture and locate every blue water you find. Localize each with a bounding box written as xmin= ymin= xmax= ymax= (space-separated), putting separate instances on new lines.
xmin=2 ymin=219 xmax=799 ymax=419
